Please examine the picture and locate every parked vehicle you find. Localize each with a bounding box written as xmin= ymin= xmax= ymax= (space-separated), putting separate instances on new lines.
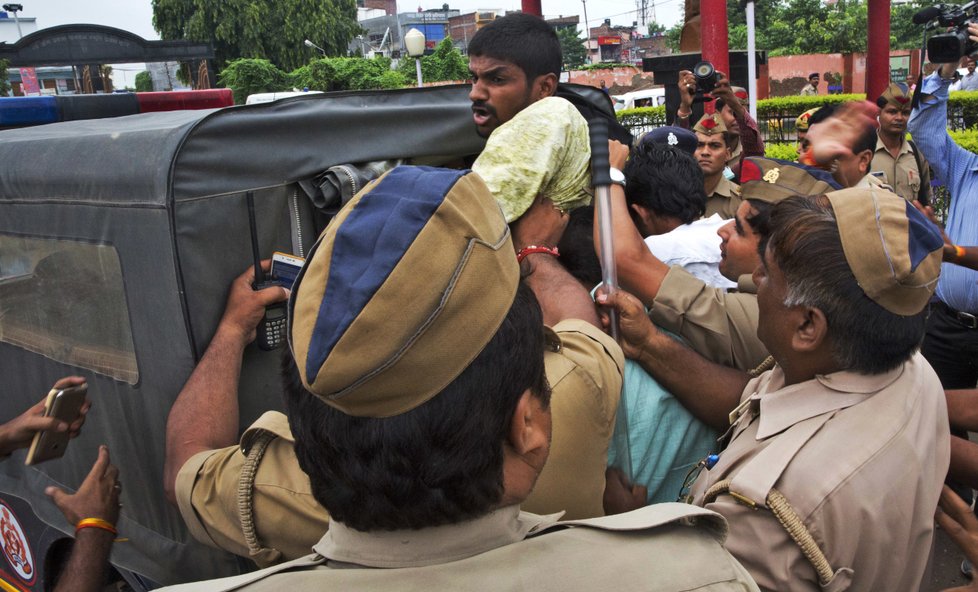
xmin=612 ymin=87 xmax=666 ymax=111
xmin=0 ymin=83 xmax=615 ymax=589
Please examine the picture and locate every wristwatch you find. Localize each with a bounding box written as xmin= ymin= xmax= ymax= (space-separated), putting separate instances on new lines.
xmin=609 ymin=167 xmax=626 ymax=188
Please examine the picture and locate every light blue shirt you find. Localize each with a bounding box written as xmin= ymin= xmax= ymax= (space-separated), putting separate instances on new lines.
xmin=908 ymin=72 xmax=978 ymax=313
xmin=608 ymin=359 xmax=719 ymax=504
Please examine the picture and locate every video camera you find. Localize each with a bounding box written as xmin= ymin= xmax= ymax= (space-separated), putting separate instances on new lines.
xmin=691 ymin=61 xmax=720 ymax=103
xmin=917 ymin=2 xmax=978 ymax=63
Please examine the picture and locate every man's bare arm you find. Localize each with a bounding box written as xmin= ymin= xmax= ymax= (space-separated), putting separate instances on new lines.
xmin=511 ymin=195 xmax=599 ymax=327
xmin=597 ymin=289 xmax=748 ymax=430
xmin=163 ymin=262 xmax=287 ymax=504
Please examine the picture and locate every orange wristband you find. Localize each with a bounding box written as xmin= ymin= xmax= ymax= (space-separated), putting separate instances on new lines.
xmin=955 ymin=245 xmax=967 ymax=261
xmin=75 ymin=517 xmax=117 ymax=536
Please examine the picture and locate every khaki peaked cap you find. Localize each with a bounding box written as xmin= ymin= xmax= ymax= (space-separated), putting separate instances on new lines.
xmin=739 ymin=157 xmax=841 ymax=204
xmin=827 ymin=187 xmax=943 ymax=316
xmin=693 ymin=113 xmax=727 ymax=136
xmin=288 ymin=166 xmax=519 ymax=417
xmin=878 ymin=82 xmax=912 ymax=109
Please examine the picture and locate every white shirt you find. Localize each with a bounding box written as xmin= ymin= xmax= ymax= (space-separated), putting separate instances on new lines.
xmin=644 ymin=214 xmax=736 ymax=289
xmin=960 ymin=70 xmax=978 ymax=91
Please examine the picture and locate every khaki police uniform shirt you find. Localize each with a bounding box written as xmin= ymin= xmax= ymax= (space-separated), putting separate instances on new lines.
xmin=870 ymin=135 xmax=932 ymax=203
xmin=650 ymin=267 xmax=769 ymax=372
xmin=689 ymin=353 xmax=950 ymax=591
xmin=158 ymin=504 xmax=760 ymax=592
xmin=704 ymin=176 xmax=743 ymax=220
xmin=175 ymin=319 xmax=624 ymax=566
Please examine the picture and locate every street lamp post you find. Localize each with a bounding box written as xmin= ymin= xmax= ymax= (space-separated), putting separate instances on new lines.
xmin=3 ymin=4 xmax=23 ymax=39
xmin=404 ymin=28 xmax=425 ymax=88
xmin=303 ymin=39 xmax=326 ymax=56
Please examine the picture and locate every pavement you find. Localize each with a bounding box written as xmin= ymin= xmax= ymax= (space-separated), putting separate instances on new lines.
xmin=927 ymin=526 xmax=971 ymax=592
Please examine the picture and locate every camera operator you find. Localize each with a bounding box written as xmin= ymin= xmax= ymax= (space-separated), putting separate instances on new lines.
xmin=675 ymin=69 xmax=765 ymax=182
xmin=907 ymin=27 xmax=978 ymax=392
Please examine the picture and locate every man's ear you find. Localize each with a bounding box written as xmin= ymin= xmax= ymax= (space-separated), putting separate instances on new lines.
xmin=629 ymin=203 xmax=655 ymax=235
xmin=857 ymin=149 xmax=874 ymax=175
xmin=792 ymin=306 xmax=829 ymax=353
xmin=507 ymin=389 xmax=549 ymax=456
xmin=533 ymin=73 xmax=558 ymax=100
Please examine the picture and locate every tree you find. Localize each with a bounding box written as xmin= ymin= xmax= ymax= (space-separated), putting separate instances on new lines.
xmin=0 ymin=59 xmax=10 ymax=97
xmin=152 ymin=0 xmax=362 ymax=72
xmin=647 ymin=21 xmax=666 ymax=35
xmin=218 ymin=58 xmax=289 ymax=103
xmin=397 ymin=38 xmax=470 ymax=82
xmin=723 ymin=0 xmax=870 ymax=56
xmin=556 ymin=27 xmax=587 ymax=70
xmin=290 ymin=56 xmax=408 ymax=91
xmin=891 ymin=0 xmax=930 ymax=50
xmin=665 ymin=22 xmax=683 ymax=53
xmin=135 ymin=71 xmax=154 ymax=92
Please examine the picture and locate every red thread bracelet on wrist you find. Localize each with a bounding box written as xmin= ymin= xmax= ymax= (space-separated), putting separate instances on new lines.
xmin=516 ymin=245 xmax=560 ymax=264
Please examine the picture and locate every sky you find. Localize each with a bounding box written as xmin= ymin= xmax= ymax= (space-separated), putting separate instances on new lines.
xmin=27 ymin=0 xmax=684 ymax=41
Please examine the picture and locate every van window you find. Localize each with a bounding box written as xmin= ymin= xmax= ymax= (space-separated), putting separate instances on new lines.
xmin=0 ymin=234 xmax=138 ymax=384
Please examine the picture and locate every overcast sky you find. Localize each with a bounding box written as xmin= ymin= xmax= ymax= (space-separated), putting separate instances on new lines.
xmin=28 ymin=0 xmax=684 ymax=42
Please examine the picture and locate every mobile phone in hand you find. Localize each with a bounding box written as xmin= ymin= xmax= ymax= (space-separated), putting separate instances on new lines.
xmin=25 ymin=383 xmax=87 ymax=466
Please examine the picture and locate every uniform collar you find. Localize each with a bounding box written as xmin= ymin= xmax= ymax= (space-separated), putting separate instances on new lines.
xmin=874 ymin=133 xmax=912 ymax=156
xmin=713 ymin=175 xmax=739 ymax=198
xmin=749 ymin=363 xmax=905 ymax=440
xmin=313 ymin=505 xmax=564 ymax=568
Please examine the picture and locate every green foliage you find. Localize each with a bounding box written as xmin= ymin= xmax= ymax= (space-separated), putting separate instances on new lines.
xmin=951 ymin=90 xmax=978 ymax=131
xmin=135 ymin=71 xmax=154 ymax=92
xmin=396 ymin=38 xmax=469 ymax=83
xmin=616 ymin=105 xmax=667 ymax=132
xmin=556 ymin=27 xmax=587 ymax=70
xmin=152 ymin=0 xmax=361 ymax=72
xmin=335 ymin=57 xmax=408 ymax=89
xmin=949 ymin=129 xmax=978 ymax=153
xmin=665 ymin=21 xmax=683 ymax=53
xmin=647 ymin=21 xmax=666 ymax=35
xmin=581 ymin=62 xmax=632 ymax=70
xmin=724 ymin=0 xmax=875 ymax=56
xmin=754 ymin=93 xmax=866 ymax=118
xmin=218 ymin=58 xmax=290 ymax=104
xmin=0 ymin=59 xmax=10 ymax=96
xmin=890 ymin=1 xmax=931 ymax=50
xmin=764 ymin=143 xmax=799 ymax=161
xmin=291 ymin=56 xmax=407 ymax=92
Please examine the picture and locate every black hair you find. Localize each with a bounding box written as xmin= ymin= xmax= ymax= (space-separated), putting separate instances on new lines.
xmin=744 ymin=199 xmax=774 ymax=236
xmin=759 ymin=195 xmax=926 ymax=374
xmin=852 ymin=120 xmax=878 ymax=155
xmin=557 ymin=205 xmax=603 ymax=288
xmin=283 ymin=281 xmax=549 ymax=532
xmin=624 ymin=144 xmax=706 ymax=225
xmin=468 ymin=13 xmax=562 ymax=80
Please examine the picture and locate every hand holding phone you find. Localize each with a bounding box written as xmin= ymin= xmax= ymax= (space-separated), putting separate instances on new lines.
xmin=0 ymin=378 xmax=87 ymax=459
xmin=24 ymin=382 xmax=89 ymax=465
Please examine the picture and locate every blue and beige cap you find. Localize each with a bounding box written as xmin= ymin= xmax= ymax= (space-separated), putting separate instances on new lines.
xmin=288 ymin=165 xmax=519 ymax=417
xmin=827 ymin=187 xmax=943 ymax=316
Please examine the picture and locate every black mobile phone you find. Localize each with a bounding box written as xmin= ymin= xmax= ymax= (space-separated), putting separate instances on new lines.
xmin=254 ymin=280 xmax=288 ymax=350
xmin=246 ymin=191 xmax=289 ymax=351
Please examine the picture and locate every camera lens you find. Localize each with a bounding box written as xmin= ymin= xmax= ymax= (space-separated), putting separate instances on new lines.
xmin=693 ymin=61 xmax=715 ymax=79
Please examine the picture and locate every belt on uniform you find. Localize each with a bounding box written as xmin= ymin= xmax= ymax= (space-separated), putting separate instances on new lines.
xmin=933 ymin=300 xmax=978 ymax=329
